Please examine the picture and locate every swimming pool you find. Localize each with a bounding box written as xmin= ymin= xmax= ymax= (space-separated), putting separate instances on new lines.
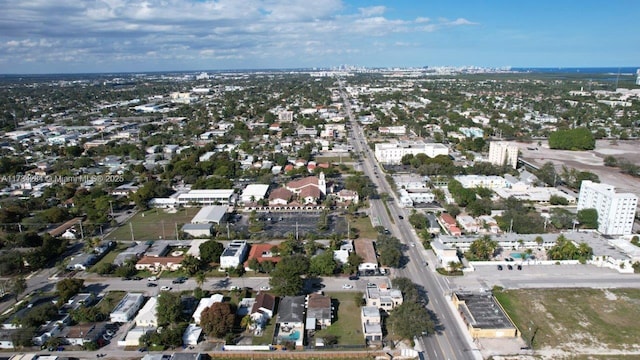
xmin=510 ymin=252 xmax=531 ymax=259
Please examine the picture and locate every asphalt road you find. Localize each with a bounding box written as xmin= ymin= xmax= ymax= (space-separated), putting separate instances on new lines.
xmin=339 ymin=81 xmax=480 ymax=360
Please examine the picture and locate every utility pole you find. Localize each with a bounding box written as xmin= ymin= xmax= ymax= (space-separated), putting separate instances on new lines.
xmin=109 ymin=200 xmax=114 ymax=219
xmin=509 ymin=218 xmax=514 ymax=233
xmin=295 ymin=221 xmax=299 ymax=241
xmin=161 ymin=221 xmax=165 ymax=239
xmin=79 ymin=221 xmax=84 ymax=240
xmin=175 ymin=222 xmax=179 ymax=240
xmin=227 ymin=223 xmax=230 ymax=239
xmin=129 ymin=222 xmax=134 ymax=241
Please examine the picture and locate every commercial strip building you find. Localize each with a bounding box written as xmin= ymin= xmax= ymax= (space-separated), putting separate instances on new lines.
xmin=577 ymin=180 xmax=638 ymax=235
xmin=452 ymin=292 xmax=517 ymax=338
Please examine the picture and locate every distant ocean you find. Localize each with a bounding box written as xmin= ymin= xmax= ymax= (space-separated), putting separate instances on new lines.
xmin=513 ymin=67 xmax=638 ymax=75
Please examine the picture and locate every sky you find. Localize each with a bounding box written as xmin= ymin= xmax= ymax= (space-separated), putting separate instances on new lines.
xmin=0 ymin=0 xmax=638 ymax=74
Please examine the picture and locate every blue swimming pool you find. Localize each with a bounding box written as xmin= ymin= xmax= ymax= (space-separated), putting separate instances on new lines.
xmin=510 ymin=252 xmax=531 ymax=259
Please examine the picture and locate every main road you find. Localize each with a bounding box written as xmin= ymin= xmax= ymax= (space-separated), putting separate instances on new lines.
xmin=339 ymin=80 xmax=480 ymax=360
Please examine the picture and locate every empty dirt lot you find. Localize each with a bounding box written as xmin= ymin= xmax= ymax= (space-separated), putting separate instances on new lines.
xmin=516 ymin=140 xmax=640 ymax=196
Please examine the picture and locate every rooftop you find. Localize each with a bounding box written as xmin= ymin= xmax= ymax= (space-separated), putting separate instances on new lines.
xmin=454 ymin=292 xmax=515 ymax=330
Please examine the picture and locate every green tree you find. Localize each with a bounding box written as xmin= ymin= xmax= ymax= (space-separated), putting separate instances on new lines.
xmin=549 ymin=195 xmax=569 ymax=206
xmin=309 ymin=251 xmax=337 ymax=276
xmin=466 ymin=235 xmax=498 ymax=261
xmin=577 ymin=208 xmax=598 ymax=229
xmin=200 ymin=302 xmax=235 ymax=338
xmin=269 ymin=254 xmax=309 ymax=296
xmin=199 ymin=240 xmax=224 ymax=264
xmin=391 ymin=277 xmax=420 ymax=303
xmin=156 ymin=291 xmax=183 ymax=326
xmin=376 ymin=236 xmax=402 ymax=268
xmin=548 ymin=127 xmax=595 ymax=150
xmin=387 ymin=302 xmax=435 ymax=342
xmin=56 ymin=278 xmax=84 ymax=305
xmin=181 ymin=254 xmax=202 ymax=275
xmin=9 ymin=276 xmax=27 ymax=302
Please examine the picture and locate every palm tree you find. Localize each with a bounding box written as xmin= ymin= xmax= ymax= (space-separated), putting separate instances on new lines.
xmin=195 ymin=271 xmax=207 ymax=288
xmin=448 ymin=261 xmax=463 ymax=273
xmin=181 ymin=255 xmax=202 ymax=275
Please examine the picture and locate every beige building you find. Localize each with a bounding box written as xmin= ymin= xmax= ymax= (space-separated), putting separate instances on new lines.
xmin=364 ymin=283 xmax=403 ymax=312
xmin=488 ymin=141 xmax=518 ymax=169
xmin=452 ymin=292 xmax=518 ymax=338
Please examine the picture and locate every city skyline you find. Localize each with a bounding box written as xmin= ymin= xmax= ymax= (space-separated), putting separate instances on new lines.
xmin=1 ymin=0 xmax=639 ymax=74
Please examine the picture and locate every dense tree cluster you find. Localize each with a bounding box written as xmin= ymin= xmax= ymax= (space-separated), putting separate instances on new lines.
xmin=466 ymin=235 xmax=498 ymax=261
xmin=376 ymin=235 xmax=402 ymax=268
xmin=547 ymin=235 xmax=593 ymax=262
xmin=548 ymin=127 xmax=595 ymax=150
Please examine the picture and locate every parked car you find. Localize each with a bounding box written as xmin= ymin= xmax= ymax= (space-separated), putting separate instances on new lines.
xmin=497 ymin=265 xmax=503 ymax=271
xmin=517 ymin=265 xmax=523 ymax=270
xmin=507 ymin=265 xmax=513 ymax=270
xmin=160 ymin=286 xmax=171 ymax=291
xmin=342 ymin=284 xmax=353 ymax=289
xmin=148 ymin=276 xmax=157 ymax=281
xmin=146 ymin=282 xmax=157 ymax=287
xmin=132 ymin=276 xmax=142 ymax=281
xmin=348 ymin=275 xmax=359 ymax=280
xmin=398 ymin=215 xmax=404 ymax=220
xmin=172 ymin=277 xmax=187 ymax=284
xmin=259 ymin=285 xmax=271 ymax=291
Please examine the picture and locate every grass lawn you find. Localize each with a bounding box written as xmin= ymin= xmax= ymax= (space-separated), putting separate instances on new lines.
xmin=108 ymin=207 xmax=200 ymax=241
xmin=252 ymin=318 xmax=276 ymax=345
xmin=316 ymin=292 xmax=365 ymax=346
xmin=89 ymin=242 xmax=131 ymax=273
xmin=315 ymin=155 xmax=352 ymax=163
xmin=348 ymin=216 xmax=378 ymax=239
xmin=494 ymin=288 xmax=640 ymax=353
xmin=96 ymin=291 xmax=125 ymax=314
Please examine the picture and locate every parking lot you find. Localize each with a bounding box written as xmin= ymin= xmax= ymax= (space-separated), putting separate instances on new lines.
xmin=447 ymin=263 xmax=640 ymax=291
xmin=251 ymin=212 xmax=348 ymax=238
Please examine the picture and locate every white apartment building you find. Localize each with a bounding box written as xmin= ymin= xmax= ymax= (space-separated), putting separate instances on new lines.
xmin=374 ymin=140 xmax=449 ymax=164
xmin=177 ymin=189 xmax=235 ymax=206
xmin=577 ymin=181 xmax=638 ymax=235
xmin=454 ymin=175 xmax=508 ymax=190
xmin=488 ymin=142 xmax=519 ymax=169
xmin=220 ymin=240 xmax=249 ymax=269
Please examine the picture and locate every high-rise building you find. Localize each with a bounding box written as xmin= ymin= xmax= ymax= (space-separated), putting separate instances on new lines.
xmin=488 ymin=141 xmax=519 ymax=169
xmin=636 ymin=69 xmax=640 ymax=86
xmin=577 ymin=180 xmax=638 ymax=235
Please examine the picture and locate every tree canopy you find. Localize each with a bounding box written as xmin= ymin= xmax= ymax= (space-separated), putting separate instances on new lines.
xmin=387 ymin=302 xmax=435 ymax=341
xmin=269 ymin=254 xmax=309 ymax=296
xmin=200 ymin=302 xmax=235 ymax=338
xmin=199 ymin=240 xmax=224 ymax=264
xmin=548 ymin=127 xmax=595 ymax=150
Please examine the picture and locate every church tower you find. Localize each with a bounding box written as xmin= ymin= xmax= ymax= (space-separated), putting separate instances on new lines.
xmin=319 ymin=172 xmax=327 ymax=195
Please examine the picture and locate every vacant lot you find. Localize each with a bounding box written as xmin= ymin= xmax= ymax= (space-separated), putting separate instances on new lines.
xmin=316 ymin=292 xmax=365 ymax=346
xmin=108 ymin=208 xmax=199 ymax=241
xmin=495 ymin=288 xmax=640 ymax=357
xmin=348 ymin=216 xmax=377 ymax=239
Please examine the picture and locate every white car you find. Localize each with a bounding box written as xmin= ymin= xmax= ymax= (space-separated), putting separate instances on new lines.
xmin=148 ymin=276 xmax=157 ymax=281
xmin=160 ymin=286 xmax=171 ymax=291
xmin=259 ymin=285 xmax=271 ymax=291
xmin=342 ymin=284 xmax=353 ymax=289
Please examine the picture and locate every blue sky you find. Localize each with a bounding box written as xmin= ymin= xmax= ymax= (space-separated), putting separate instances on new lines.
xmin=0 ymin=0 xmax=638 ymax=74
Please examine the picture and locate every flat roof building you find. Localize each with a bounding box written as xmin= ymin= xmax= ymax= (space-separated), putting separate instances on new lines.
xmin=190 ymin=205 xmax=228 ymax=224
xmin=110 ymin=293 xmax=145 ymax=323
xmin=452 ymin=292 xmax=517 ymax=338
xmin=240 ymin=184 xmax=270 ymax=203
xmin=177 ymin=189 xmax=235 ymax=206
xmin=354 ymin=239 xmax=378 ymax=272
xmin=374 ymin=140 xmax=448 ymax=164
xmin=220 ymin=240 xmax=249 ymax=269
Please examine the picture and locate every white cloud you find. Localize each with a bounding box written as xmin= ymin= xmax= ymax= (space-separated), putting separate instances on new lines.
xmin=0 ymin=0 xmax=479 ymax=72
xmin=358 ymin=6 xmax=386 ymax=17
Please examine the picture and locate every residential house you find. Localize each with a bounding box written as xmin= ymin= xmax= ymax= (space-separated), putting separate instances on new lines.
xmin=354 ymin=239 xmax=378 ymax=273
xmin=58 ymin=323 xmax=106 ymax=346
xmin=110 ymin=293 xmax=145 ymax=323
xmin=364 ymin=283 xmax=403 ymax=312
xmin=333 ymin=240 xmax=353 ymax=264
xmin=361 ymin=306 xmax=382 ymax=343
xmin=250 ymin=292 xmax=276 ymax=330
xmin=182 ymin=324 xmax=202 ymax=346
xmin=193 ymin=294 xmax=224 ymax=325
xmin=276 ymin=296 xmax=305 ymax=348
xmin=244 ymin=243 xmax=280 ymax=271
xmin=134 ymin=296 xmax=158 ymax=328
xmin=305 ymin=293 xmax=332 ymax=329
xmin=135 ymin=256 xmax=184 ymax=272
